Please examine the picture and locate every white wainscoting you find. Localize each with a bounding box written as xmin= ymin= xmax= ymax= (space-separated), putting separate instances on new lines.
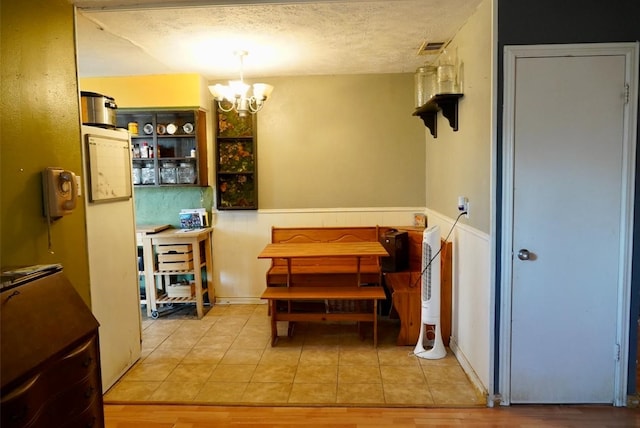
xmin=426 ymin=209 xmax=491 ymax=395
xmin=211 ymin=207 xmax=424 ymax=304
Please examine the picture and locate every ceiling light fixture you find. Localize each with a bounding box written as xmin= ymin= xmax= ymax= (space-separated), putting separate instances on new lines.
xmin=208 ymin=50 xmax=274 ymax=117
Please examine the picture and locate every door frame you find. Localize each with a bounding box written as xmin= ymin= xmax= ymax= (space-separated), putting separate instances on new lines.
xmin=499 ymin=42 xmax=639 ymax=406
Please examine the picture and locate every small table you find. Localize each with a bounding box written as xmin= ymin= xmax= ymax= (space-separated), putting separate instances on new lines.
xmin=139 ymin=227 xmax=213 ymax=319
xmin=136 ymin=224 xmax=171 ymax=310
xmin=258 ymin=242 xmax=389 ymax=287
xmin=258 ymin=241 xmax=388 ymax=346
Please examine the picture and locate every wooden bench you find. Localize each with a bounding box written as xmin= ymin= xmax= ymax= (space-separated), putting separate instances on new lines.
xmin=261 ymin=286 xmax=386 ymax=347
xmin=261 ymin=226 xmax=387 ymax=346
xmin=266 ymin=226 xmax=382 ymax=287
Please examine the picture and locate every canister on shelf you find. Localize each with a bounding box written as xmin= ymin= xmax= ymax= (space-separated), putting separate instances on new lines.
xmin=177 ymin=162 xmax=196 ymax=184
xmin=128 ymin=122 xmax=139 ymax=135
xmin=141 ymin=162 xmax=155 ymax=184
xmin=414 ymin=65 xmax=437 ymax=107
xmin=132 ymin=164 xmax=141 ymax=185
xmin=436 ymin=48 xmax=458 ymax=94
xmin=160 ymin=162 xmax=177 ymax=184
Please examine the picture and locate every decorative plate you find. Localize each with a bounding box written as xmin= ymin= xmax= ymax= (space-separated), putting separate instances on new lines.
xmin=183 ymin=122 xmax=194 ymax=134
xmin=156 ymin=124 xmax=166 ymax=135
xmin=143 ymin=123 xmax=154 ymax=135
xmin=166 ymin=123 xmax=177 ymax=135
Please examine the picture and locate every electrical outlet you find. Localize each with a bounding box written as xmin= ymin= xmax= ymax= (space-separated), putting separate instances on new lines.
xmin=457 ymin=196 xmax=469 ymax=218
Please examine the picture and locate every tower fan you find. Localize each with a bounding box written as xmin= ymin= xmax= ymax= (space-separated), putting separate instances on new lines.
xmin=414 ymin=225 xmax=447 ymax=359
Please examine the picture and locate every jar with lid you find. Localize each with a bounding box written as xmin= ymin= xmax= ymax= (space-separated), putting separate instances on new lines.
xmin=160 ymin=162 xmax=177 ymax=184
xmin=128 ymin=122 xmax=139 ymax=135
xmin=177 ymin=162 xmax=196 ymax=184
xmin=141 ymin=162 xmax=155 ymax=185
xmin=132 ymin=164 xmax=141 ymax=185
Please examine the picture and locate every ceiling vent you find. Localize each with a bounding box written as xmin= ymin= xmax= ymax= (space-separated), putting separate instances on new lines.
xmin=417 ymin=41 xmax=446 ymax=55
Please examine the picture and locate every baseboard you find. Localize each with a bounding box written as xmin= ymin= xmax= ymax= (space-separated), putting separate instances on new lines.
xmin=449 ymin=336 xmax=488 ymax=399
xmin=214 ymin=297 xmax=266 ymax=305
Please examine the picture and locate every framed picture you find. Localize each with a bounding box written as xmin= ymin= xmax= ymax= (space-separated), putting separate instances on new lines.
xmin=413 ymin=213 xmax=426 ymax=228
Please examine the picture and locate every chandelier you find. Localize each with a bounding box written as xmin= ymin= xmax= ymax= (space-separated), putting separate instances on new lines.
xmin=208 ymin=51 xmax=274 ymax=117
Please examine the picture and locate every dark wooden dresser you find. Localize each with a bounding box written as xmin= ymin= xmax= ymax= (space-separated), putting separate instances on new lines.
xmin=1 ymin=270 xmax=104 ymax=427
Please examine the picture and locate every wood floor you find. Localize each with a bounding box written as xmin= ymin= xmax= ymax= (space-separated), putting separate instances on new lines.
xmin=104 ymin=403 xmax=639 ymax=427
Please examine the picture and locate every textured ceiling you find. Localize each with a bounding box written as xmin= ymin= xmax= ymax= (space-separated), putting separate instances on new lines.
xmin=75 ymin=0 xmax=483 ymax=80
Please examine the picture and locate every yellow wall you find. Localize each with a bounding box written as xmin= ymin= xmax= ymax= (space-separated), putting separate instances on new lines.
xmin=80 ymin=74 xmax=206 ymax=108
xmin=80 ymin=74 xmax=215 ymax=186
xmin=1 ymin=0 xmax=91 ymax=303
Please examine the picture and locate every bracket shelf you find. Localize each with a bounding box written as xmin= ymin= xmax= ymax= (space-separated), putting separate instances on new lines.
xmin=412 ymin=93 xmax=464 ymax=138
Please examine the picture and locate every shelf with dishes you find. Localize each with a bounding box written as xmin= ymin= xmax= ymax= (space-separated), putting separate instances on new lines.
xmin=117 ymin=108 xmax=208 ymax=187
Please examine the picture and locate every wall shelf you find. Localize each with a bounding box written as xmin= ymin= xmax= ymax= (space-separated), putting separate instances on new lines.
xmin=412 ymin=93 xmax=464 ymax=138
xmin=117 ymin=108 xmax=208 ymax=187
xmin=214 ymin=105 xmax=258 ymax=210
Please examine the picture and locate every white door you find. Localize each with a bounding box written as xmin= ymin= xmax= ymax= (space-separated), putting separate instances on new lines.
xmin=502 ymin=44 xmax=637 ymax=404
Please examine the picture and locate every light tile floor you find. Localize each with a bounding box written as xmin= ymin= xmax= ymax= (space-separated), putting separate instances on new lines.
xmin=104 ymin=303 xmax=486 ymax=407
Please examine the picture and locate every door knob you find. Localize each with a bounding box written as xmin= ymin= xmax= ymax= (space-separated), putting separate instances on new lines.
xmin=517 ymin=249 xmax=531 ymax=261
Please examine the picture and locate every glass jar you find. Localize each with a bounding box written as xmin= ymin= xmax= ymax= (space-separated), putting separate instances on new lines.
xmin=414 ymin=65 xmax=437 ymax=107
xmin=132 ymin=164 xmax=141 ymax=185
xmin=177 ymin=162 xmax=196 ymax=184
xmin=160 ymin=162 xmax=177 ymax=184
xmin=141 ymin=162 xmax=155 ymax=185
xmin=436 ymin=49 xmax=457 ymax=94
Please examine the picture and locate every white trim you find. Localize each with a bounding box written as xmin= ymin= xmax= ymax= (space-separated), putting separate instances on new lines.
xmin=488 ymin=0 xmax=499 ymax=408
xmin=498 ymin=44 xmax=517 ymax=406
xmin=426 ymin=207 xmax=492 ymax=394
xmin=449 ymin=336 xmax=487 ymax=397
xmin=255 ymin=207 xmax=426 ymax=214
xmin=500 ymin=42 xmax=638 ymax=407
xmin=615 ymin=41 xmax=639 ymax=406
xmin=214 ymin=297 xmax=266 ymax=305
